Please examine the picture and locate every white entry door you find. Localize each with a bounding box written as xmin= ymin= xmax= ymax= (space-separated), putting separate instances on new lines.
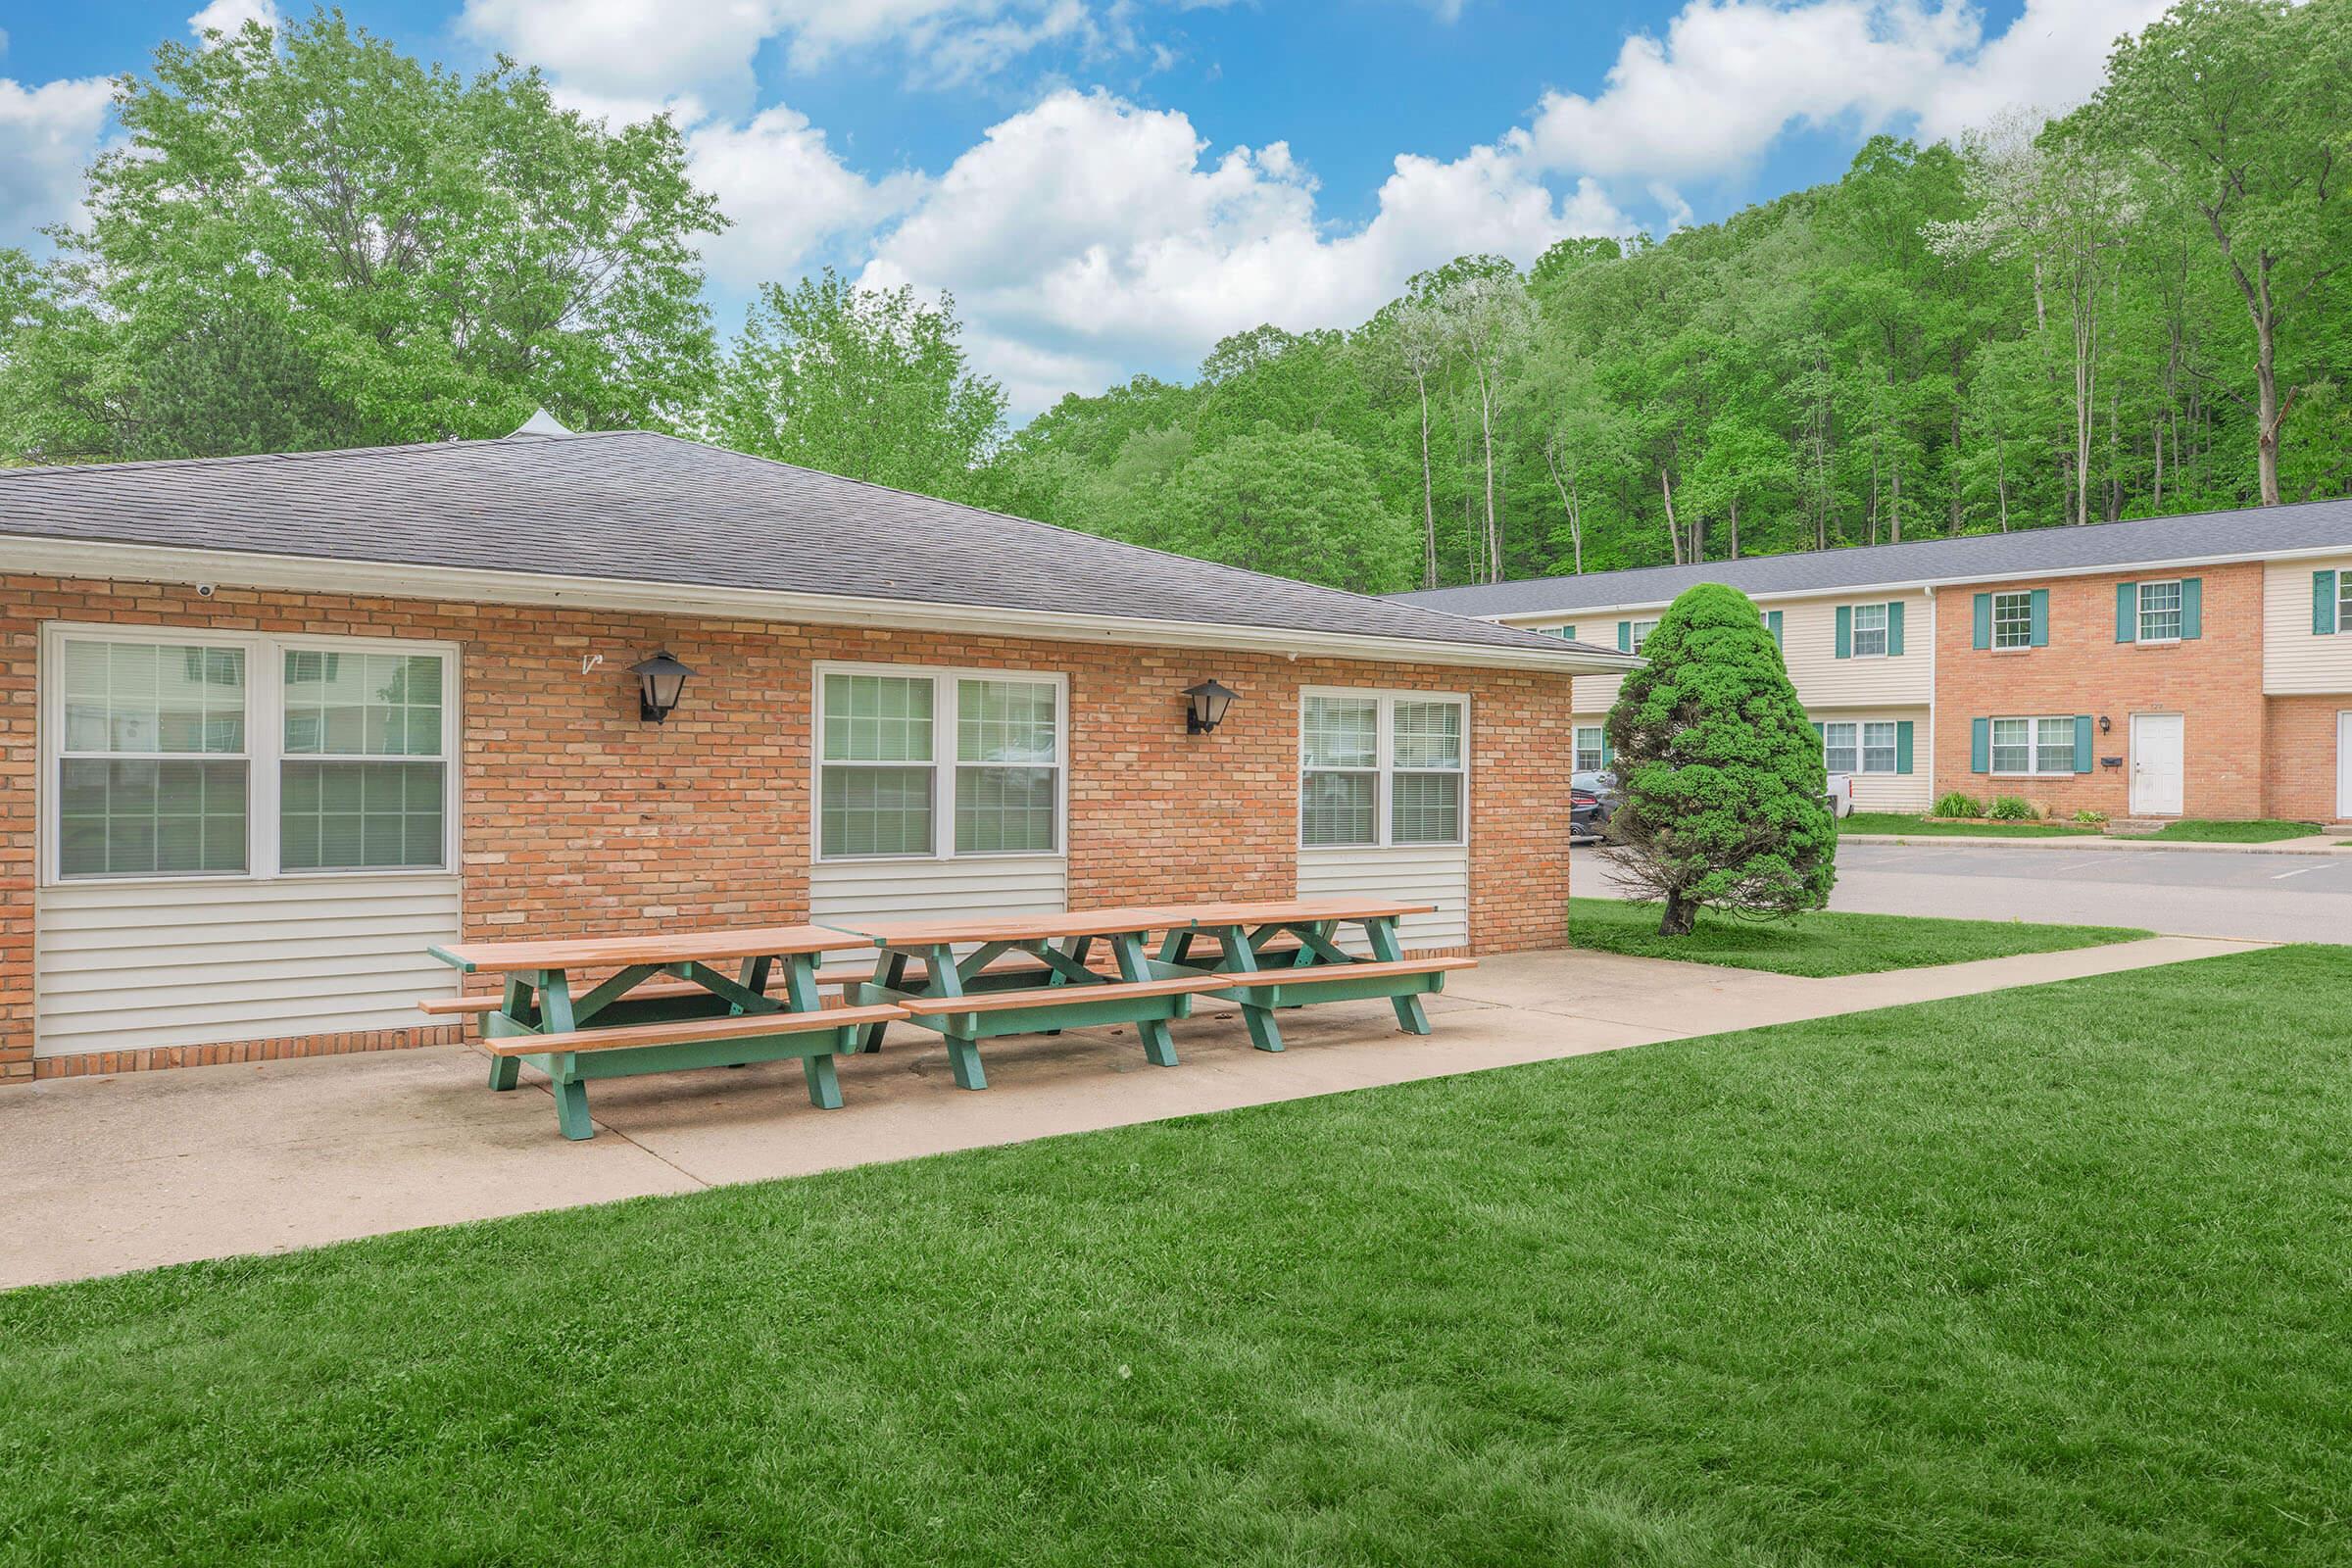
xmin=2132 ymin=712 xmax=2184 ymax=816
xmin=2338 ymin=710 xmax=2352 ymax=819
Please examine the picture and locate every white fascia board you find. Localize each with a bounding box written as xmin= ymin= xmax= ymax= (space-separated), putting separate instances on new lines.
xmin=1480 ymin=542 xmax=2352 ymax=625
xmin=0 ymin=536 xmax=1641 ymax=676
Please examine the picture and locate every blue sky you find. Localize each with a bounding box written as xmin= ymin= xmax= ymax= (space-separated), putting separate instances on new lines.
xmin=0 ymin=0 xmax=2166 ymax=415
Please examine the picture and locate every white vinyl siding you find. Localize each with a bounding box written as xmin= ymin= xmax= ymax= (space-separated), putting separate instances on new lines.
xmin=2263 ymin=559 xmax=2352 ymax=694
xmin=1298 ymin=844 xmax=1467 ymax=953
xmin=1564 ymin=592 xmax=1932 ymax=715
xmin=33 ymin=873 xmax=462 ymax=1058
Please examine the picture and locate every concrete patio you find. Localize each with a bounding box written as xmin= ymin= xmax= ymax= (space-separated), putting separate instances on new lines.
xmin=1 ymin=935 xmax=2257 ymax=1290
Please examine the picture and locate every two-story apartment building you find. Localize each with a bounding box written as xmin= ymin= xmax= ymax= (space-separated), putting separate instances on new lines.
xmin=1392 ymin=498 xmax=2352 ymax=824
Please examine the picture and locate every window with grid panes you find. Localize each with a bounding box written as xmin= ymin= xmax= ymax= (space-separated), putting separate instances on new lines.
xmin=56 ymin=638 xmax=249 ymax=877
xmin=279 ymin=650 xmax=448 ymax=870
xmin=954 ymin=677 xmax=1059 ymax=854
xmin=1299 ymin=692 xmax=1468 ymax=848
xmin=1299 ymin=694 xmax=1379 ymax=847
xmin=1992 ymin=591 xmax=2033 ymax=649
xmin=818 ymin=672 xmax=936 ymax=858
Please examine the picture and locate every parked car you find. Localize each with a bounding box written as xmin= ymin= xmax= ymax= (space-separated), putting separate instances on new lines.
xmin=1570 ymin=769 xmax=1620 ymax=843
xmin=1825 ymin=773 xmax=1854 ymax=818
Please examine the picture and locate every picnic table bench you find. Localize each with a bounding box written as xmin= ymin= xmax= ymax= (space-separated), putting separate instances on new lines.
xmin=824 ymin=899 xmax=1471 ymax=1090
xmin=425 ymin=924 xmax=906 ymax=1141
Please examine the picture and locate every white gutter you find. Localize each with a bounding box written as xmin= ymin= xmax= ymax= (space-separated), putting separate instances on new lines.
xmin=1468 ymin=540 xmax=2352 ymax=625
xmin=0 ymin=535 xmax=1642 ymax=677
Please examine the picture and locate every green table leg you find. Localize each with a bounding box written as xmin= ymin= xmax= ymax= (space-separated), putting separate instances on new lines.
xmin=1111 ymin=931 xmax=1178 ymax=1067
xmin=1364 ymin=917 xmax=1432 ymax=1035
xmin=923 ymin=943 xmax=988 ymax=1091
xmin=488 ymin=1055 xmax=520 ymax=1091
xmin=1205 ymin=924 xmax=1283 ymax=1053
xmin=489 ymin=975 xmax=531 ymax=1089
xmin=859 ymin=950 xmax=907 ymax=1054
xmin=802 ymin=1051 xmax=843 ymax=1108
xmin=550 ymin=1055 xmax=593 ymax=1141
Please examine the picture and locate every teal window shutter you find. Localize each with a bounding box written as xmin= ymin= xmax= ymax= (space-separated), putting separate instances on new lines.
xmin=1886 ymin=601 xmax=1905 ymax=656
xmin=1970 ymin=717 xmax=1990 ymax=774
xmin=1834 ymin=606 xmax=1852 ymax=659
xmin=2180 ymin=577 xmax=2202 ymax=640
xmin=1616 ymin=620 xmax=1632 ymax=653
xmin=2116 ymin=581 xmax=2138 ymax=643
xmin=1767 ymin=610 xmax=1784 ymax=647
xmin=2315 ymin=570 xmax=2339 ymax=635
xmin=2030 ymin=588 xmax=2049 ymax=647
xmin=2074 ymin=715 xmax=2094 ymax=773
xmin=1810 ymin=721 xmax=1826 ymax=744
xmin=1894 ymin=720 xmax=1915 ymax=775
xmin=1972 ymin=594 xmax=1991 ymax=650
xmin=1599 ymin=735 xmax=1614 ymax=768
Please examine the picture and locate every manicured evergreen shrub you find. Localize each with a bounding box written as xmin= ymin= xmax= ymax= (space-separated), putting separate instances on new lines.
xmin=1986 ymin=795 xmax=2041 ymax=821
xmin=1603 ymin=583 xmax=1836 ymax=936
xmin=1933 ymin=792 xmax=1984 ymax=818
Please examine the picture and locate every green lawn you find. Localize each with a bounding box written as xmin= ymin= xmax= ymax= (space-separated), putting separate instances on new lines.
xmin=1564 ymin=895 xmax=2148 ymax=976
xmin=1840 ymin=810 xmax=2094 ymax=838
xmin=2134 ymin=818 xmax=2323 ymax=844
xmin=6 ymin=949 xmax=2345 ymax=1565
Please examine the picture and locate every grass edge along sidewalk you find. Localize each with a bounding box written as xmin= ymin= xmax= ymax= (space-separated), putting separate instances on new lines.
xmin=1564 ymin=896 xmax=2151 ymax=977
xmin=1842 ymin=811 xmax=2330 ymax=846
xmin=0 ymin=946 xmax=2342 ymax=1566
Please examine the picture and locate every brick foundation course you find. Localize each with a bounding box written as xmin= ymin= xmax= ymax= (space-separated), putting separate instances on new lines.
xmin=0 ymin=576 xmax=1578 ymax=1082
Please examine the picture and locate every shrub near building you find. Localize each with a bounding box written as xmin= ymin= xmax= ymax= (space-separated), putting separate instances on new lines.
xmin=1604 ymin=583 xmax=1837 ymax=936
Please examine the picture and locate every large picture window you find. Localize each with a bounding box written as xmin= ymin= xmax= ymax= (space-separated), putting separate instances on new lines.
xmin=816 ymin=665 xmax=1063 ymax=859
xmin=1299 ymin=690 xmax=1468 ymax=849
xmin=1991 ymin=715 xmax=2077 ymax=776
xmin=48 ymin=629 xmax=455 ymax=883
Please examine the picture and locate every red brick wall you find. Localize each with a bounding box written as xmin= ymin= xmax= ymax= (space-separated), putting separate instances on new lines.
xmin=1933 ymin=564 xmax=2267 ymax=818
xmin=0 ymin=576 xmax=1577 ymax=1082
xmin=2263 ymin=695 xmax=2350 ymax=822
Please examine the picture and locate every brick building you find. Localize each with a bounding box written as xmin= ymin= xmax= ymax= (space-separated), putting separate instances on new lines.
xmin=0 ymin=421 xmax=1629 ymax=1084
xmin=1393 ymin=499 xmax=2352 ymax=824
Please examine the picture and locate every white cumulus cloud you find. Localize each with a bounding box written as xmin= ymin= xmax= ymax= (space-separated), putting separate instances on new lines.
xmin=0 ymin=75 xmax=112 ymax=249
xmin=188 ymin=0 xmax=282 ymax=41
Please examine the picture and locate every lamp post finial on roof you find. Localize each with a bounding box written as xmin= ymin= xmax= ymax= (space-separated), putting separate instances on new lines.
xmin=512 ymin=408 xmax=575 ymax=437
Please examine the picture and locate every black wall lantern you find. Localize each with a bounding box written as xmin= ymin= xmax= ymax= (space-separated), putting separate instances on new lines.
xmin=631 ymin=651 xmax=695 ymax=722
xmin=1183 ymin=679 xmax=1238 ymax=735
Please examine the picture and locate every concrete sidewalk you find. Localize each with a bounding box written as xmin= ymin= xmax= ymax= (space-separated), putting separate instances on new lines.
xmin=1843 ymin=830 xmax=2350 ymax=856
xmin=0 ymin=935 xmax=2258 ymax=1290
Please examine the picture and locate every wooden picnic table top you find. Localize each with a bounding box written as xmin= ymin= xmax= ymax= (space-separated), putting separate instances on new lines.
xmin=429 ymin=922 xmax=846 ymax=975
xmin=820 ymin=898 xmax=1436 ymax=949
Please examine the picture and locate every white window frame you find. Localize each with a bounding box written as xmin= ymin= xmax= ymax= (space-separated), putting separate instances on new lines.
xmin=2136 ymin=578 xmax=2183 ymax=644
xmin=1850 ymin=602 xmax=1890 ymax=659
xmin=1573 ymin=726 xmax=1604 ymax=773
xmin=1860 ymin=720 xmax=1898 ymax=775
xmin=1990 ymin=714 xmax=2077 ymax=778
xmin=1298 ymin=686 xmax=1470 ymax=851
xmin=1991 ymin=591 xmax=2034 ymax=650
xmin=811 ymin=660 xmax=1069 ymax=863
xmin=38 ymin=621 xmax=462 ymax=887
xmin=2338 ymin=574 xmax=2352 ymax=633
xmin=1628 ymin=620 xmax=1659 ymax=655
xmin=1822 ymin=721 xmax=1859 ymax=775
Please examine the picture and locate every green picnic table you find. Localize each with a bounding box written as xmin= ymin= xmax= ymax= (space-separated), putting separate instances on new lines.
xmin=826 ymin=898 xmax=1474 ymax=1090
xmin=424 ymin=924 xmax=907 ymax=1141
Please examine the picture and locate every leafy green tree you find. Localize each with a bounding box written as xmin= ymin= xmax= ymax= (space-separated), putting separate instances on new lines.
xmin=2087 ymin=0 xmax=2351 ymax=505
xmin=5 ymin=10 xmax=722 ymax=460
xmin=710 ymin=269 xmax=1007 ymax=502
xmin=115 ymin=312 xmax=363 ymax=461
xmin=1603 ymin=584 xmax=1837 ymax=937
xmin=1151 ymin=426 xmax=1414 ymax=593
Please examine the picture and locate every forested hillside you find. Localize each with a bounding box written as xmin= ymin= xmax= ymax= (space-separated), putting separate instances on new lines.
xmin=976 ymin=0 xmax=2352 ymax=593
xmin=1 ymin=1 xmax=2344 ymax=602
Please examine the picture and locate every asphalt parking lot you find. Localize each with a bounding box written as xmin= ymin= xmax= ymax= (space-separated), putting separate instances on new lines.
xmin=1594 ymin=840 xmax=2352 ymax=946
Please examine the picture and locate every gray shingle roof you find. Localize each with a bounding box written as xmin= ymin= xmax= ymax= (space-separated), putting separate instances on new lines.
xmin=1389 ymin=496 xmax=2352 ymax=618
xmin=0 ymin=430 xmax=1623 ymax=663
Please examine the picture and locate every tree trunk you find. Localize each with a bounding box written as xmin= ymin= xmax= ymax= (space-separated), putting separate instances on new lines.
xmin=2253 ymin=263 xmax=2282 ymax=507
xmin=1543 ymin=439 xmax=1584 ymax=573
xmin=1475 ymin=366 xmax=1501 ymax=579
xmin=1658 ymin=888 xmax=1697 ymax=937
xmin=1659 ymin=467 xmax=1684 ymax=565
xmin=1728 ymin=492 xmax=1740 ymax=561
xmin=1415 ymin=372 xmax=1437 ymax=589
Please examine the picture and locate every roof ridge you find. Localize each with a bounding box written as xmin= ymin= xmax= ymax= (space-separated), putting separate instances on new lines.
xmin=0 ymin=428 xmax=589 ymax=482
xmin=1396 ymin=494 xmax=2352 ymax=604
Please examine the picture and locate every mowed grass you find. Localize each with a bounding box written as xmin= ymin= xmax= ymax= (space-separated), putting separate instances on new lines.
xmin=1564 ymin=895 xmax=2149 ymax=976
xmin=1841 ymin=810 xmax=2092 ymax=838
xmin=2138 ymin=817 xmax=2322 ymax=844
xmin=4 ymin=950 xmax=2346 ymax=1565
